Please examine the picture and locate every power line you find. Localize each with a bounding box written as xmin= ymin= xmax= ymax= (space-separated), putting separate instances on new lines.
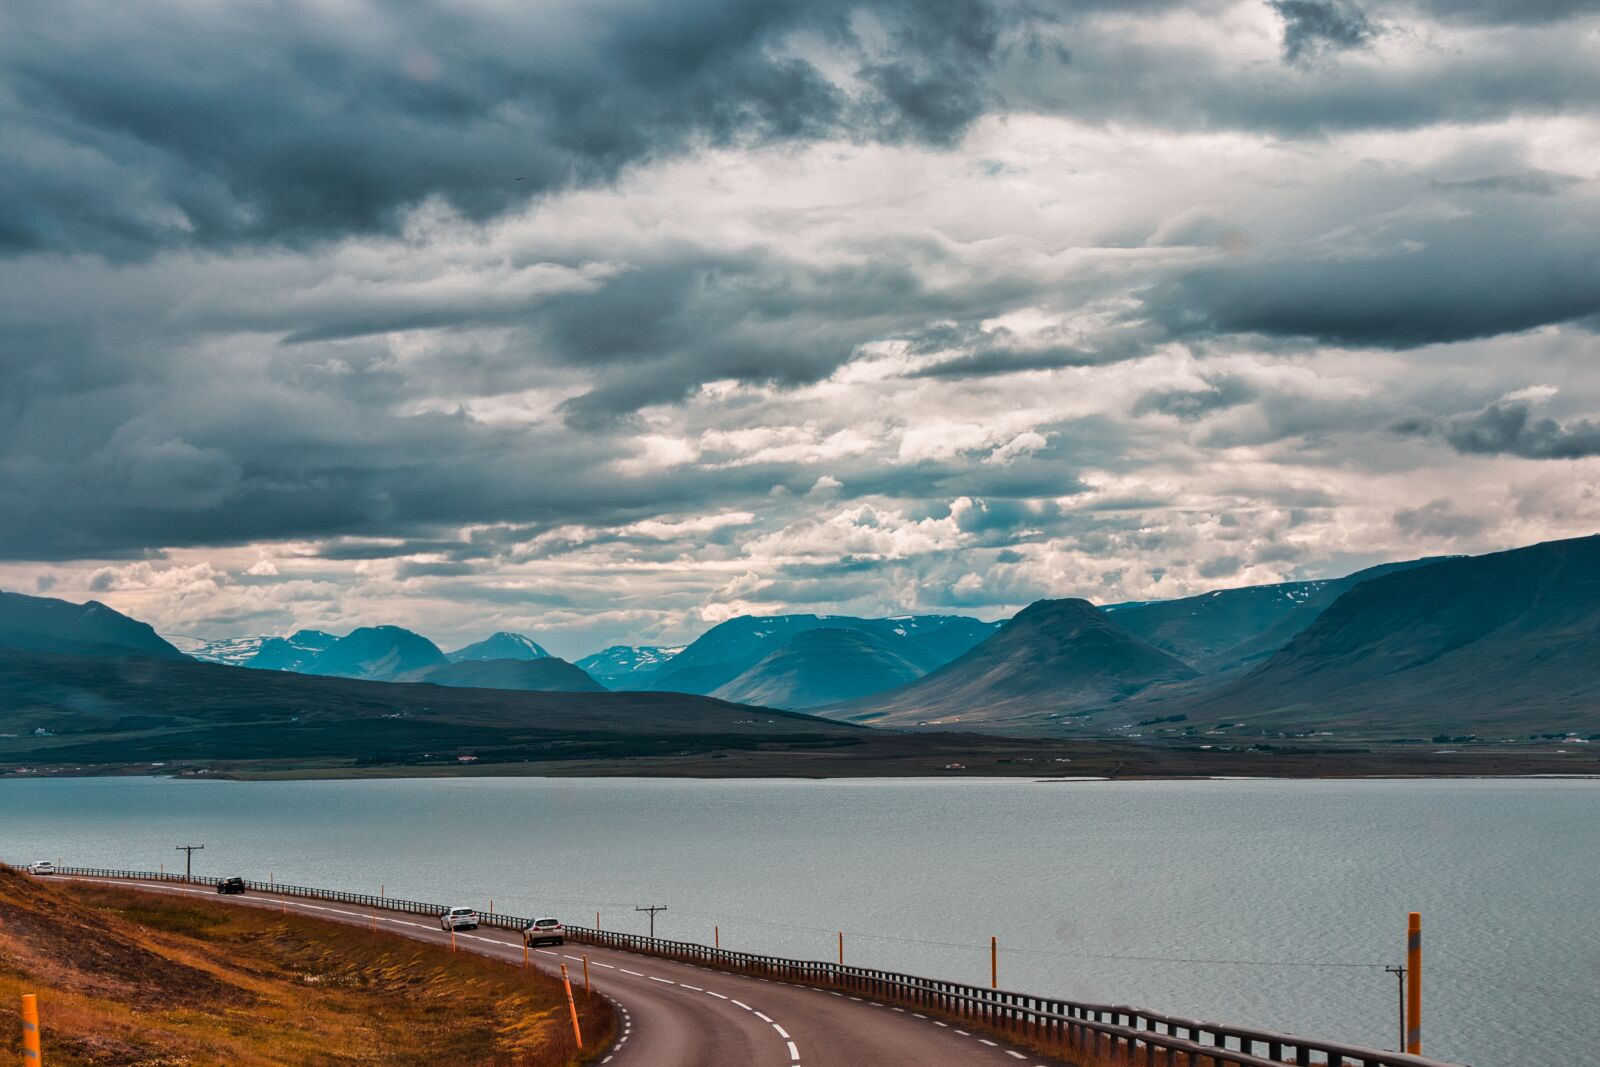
xmin=174 ymin=844 xmax=204 ymax=883
xmin=528 ymin=892 xmax=1387 ymax=971
xmin=633 ymin=908 xmax=665 ymax=940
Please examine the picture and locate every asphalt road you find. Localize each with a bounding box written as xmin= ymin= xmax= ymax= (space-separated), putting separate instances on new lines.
xmin=58 ymin=876 xmax=1072 ymax=1067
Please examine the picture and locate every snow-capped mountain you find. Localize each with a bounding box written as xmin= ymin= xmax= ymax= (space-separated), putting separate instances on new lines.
xmin=166 ymin=634 xmax=271 ymax=666
xmin=575 ymin=644 xmax=685 ymax=684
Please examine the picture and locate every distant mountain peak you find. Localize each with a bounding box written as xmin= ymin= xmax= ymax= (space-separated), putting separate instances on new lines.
xmin=262 ymin=625 xmax=449 ymax=681
xmin=447 ymin=632 xmax=550 ymax=663
xmin=712 ymin=627 xmax=925 ymax=709
xmin=826 ymin=597 xmax=1196 ymax=727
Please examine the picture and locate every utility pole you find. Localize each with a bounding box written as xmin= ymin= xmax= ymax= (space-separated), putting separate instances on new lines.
xmin=635 ymin=905 xmax=667 ymax=938
xmin=175 ymin=844 xmax=204 ymax=882
xmin=1385 ymin=966 xmax=1406 ymax=1051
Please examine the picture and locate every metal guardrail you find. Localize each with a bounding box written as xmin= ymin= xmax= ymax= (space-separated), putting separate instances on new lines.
xmin=47 ymin=867 xmax=1464 ymax=1067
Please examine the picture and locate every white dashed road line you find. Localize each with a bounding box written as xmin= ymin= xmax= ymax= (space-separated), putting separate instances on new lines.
xmin=68 ymin=877 xmax=1071 ymax=1067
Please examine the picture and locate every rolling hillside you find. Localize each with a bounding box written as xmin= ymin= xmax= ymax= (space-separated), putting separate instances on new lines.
xmin=0 ymin=649 xmax=872 ymax=769
xmin=1170 ymin=535 xmax=1600 ymax=735
xmin=0 ymin=868 xmax=610 ymax=1065
xmin=396 ymin=656 xmax=604 ymax=692
xmin=1104 ymin=580 xmax=1333 ymax=665
xmin=829 ymin=599 xmax=1198 ymax=729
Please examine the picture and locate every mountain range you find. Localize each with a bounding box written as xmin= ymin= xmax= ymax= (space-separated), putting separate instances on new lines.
xmin=7 ymin=533 xmax=1598 ymax=745
xmin=830 ymin=535 xmax=1600 ymax=739
xmin=614 ymin=614 xmax=1001 ymax=704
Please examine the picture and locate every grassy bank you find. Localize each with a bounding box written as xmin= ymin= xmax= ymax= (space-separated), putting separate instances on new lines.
xmin=0 ymin=868 xmax=614 ymax=1065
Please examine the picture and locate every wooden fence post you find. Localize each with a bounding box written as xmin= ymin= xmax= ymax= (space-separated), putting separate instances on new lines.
xmin=1406 ymin=912 xmax=1422 ymax=1054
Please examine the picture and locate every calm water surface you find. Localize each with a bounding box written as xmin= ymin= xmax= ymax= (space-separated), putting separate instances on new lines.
xmin=3 ymin=775 xmax=1595 ymax=1067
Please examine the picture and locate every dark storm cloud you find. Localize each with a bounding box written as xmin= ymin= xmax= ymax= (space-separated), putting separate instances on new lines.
xmin=1151 ymin=201 xmax=1600 ymax=348
xmin=1270 ymin=1 xmax=1376 ymax=64
xmin=1398 ymin=0 xmax=1600 ymax=25
xmin=1395 ymin=399 xmax=1600 ymax=459
xmin=8 ymin=0 xmax=1600 ymax=262
xmin=0 ymin=0 xmax=1025 ymax=257
xmin=993 ymin=8 xmax=1600 ymax=139
xmin=549 ymin=245 xmax=1053 ymax=424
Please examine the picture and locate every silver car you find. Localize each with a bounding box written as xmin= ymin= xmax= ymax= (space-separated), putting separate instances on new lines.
xmin=523 ymin=917 xmax=565 ymax=947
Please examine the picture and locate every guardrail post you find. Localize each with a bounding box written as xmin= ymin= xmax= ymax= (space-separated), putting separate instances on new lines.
xmin=1406 ymin=912 xmax=1422 ymax=1055
xmin=20 ymin=993 xmax=42 ymax=1066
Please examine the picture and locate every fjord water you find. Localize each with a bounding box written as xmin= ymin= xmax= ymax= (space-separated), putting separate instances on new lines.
xmin=4 ymin=777 xmax=1593 ymax=1066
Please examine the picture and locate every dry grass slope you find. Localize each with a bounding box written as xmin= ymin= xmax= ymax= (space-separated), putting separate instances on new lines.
xmin=0 ymin=868 xmax=613 ymax=1065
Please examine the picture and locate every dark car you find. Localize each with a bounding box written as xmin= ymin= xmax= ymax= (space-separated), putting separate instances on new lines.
xmin=216 ymin=877 xmax=246 ymax=894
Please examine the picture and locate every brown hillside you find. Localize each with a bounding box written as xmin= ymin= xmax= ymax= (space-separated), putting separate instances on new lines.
xmin=0 ymin=868 xmax=612 ymax=1065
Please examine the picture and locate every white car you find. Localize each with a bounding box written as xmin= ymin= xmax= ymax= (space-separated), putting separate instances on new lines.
xmin=523 ymin=917 xmax=565 ymax=947
xmin=440 ymin=906 xmax=479 ymax=931
xmin=27 ymin=861 xmax=54 ymax=875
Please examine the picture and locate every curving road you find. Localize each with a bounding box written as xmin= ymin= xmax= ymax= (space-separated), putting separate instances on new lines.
xmin=59 ymin=876 xmax=1071 ymax=1067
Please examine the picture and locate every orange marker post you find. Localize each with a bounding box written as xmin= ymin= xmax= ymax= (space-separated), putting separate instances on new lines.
xmin=489 ymin=897 xmax=493 ymax=916
xmin=583 ymin=954 xmax=590 ymax=993
xmin=990 ymin=936 xmax=998 ymax=989
xmin=838 ymin=931 xmax=844 ymax=965
xmin=595 ymin=910 xmax=600 ymax=932
xmin=450 ymin=926 xmax=457 ymax=953
xmin=714 ymin=924 xmax=720 ymax=950
xmin=1406 ymin=912 xmax=1422 ymax=1054
xmin=21 ymin=993 xmax=42 ymax=1066
xmin=561 ymin=964 xmax=584 ymax=1049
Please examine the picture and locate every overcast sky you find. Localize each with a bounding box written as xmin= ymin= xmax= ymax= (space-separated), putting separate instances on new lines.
xmin=2 ymin=0 xmax=1598 ymax=657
